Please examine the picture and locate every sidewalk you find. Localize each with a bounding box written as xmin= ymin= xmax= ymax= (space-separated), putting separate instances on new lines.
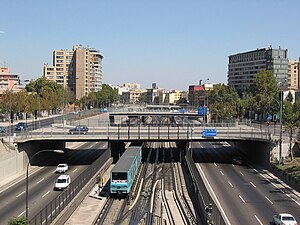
xmin=65 ymin=165 xmax=113 ymax=225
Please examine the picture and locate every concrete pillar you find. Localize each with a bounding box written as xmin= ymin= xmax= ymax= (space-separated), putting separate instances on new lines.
xmin=110 ymin=141 xmax=125 ymax=163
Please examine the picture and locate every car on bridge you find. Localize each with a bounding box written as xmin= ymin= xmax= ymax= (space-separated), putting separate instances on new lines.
xmin=0 ymin=126 xmax=6 ymax=133
xmin=69 ymin=125 xmax=88 ymax=135
xmin=15 ymin=122 xmax=26 ymax=131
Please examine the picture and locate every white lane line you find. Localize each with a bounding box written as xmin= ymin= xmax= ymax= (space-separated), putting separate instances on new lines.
xmin=18 ymin=209 xmax=26 ymax=217
xmin=220 ymin=171 xmax=224 ymax=176
xmin=254 ymin=169 xmax=300 ymax=206
xmin=72 ymin=168 xmax=78 ymax=173
xmin=0 ymin=167 xmax=44 ymax=194
xmin=239 ymin=195 xmax=245 ymax=203
xmin=250 ymin=182 xmax=256 ymax=188
xmin=232 ymin=164 xmax=235 ymax=167
xmin=196 ymin=164 xmax=231 ymax=225
xmin=240 ymin=172 xmax=244 ymax=176
xmin=16 ymin=191 xmax=25 ymax=198
xmin=37 ymin=178 xmax=44 ymax=184
xmin=42 ymin=191 xmax=50 ymax=198
xmin=254 ymin=215 xmax=263 ymax=225
xmin=214 ymin=163 xmax=218 ymax=167
xmin=265 ymin=196 xmax=273 ymax=204
xmin=228 ymin=181 xmax=233 ymax=187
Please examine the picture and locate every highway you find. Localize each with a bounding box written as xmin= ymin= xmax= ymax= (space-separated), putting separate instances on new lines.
xmin=193 ymin=141 xmax=300 ymax=224
xmin=0 ymin=141 xmax=108 ymax=224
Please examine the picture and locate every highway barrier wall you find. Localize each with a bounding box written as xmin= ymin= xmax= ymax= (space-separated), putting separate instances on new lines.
xmin=185 ymin=150 xmax=226 ymax=225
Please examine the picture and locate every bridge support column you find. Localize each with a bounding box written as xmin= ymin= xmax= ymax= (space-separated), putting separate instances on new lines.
xmin=176 ymin=141 xmax=188 ymax=162
xmin=110 ymin=142 xmax=125 ymax=163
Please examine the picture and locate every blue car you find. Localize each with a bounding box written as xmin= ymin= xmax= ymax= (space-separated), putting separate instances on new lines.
xmin=16 ymin=122 xmax=26 ymax=130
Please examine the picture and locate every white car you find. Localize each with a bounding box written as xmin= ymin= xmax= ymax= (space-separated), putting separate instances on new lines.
xmin=55 ymin=164 xmax=68 ymax=173
xmin=273 ymin=213 xmax=297 ymax=225
xmin=54 ymin=174 xmax=71 ymax=190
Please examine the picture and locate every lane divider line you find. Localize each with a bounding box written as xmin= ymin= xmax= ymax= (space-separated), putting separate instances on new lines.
xmin=16 ymin=191 xmax=25 ymax=198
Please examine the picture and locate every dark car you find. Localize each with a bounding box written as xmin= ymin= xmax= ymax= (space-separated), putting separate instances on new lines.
xmin=0 ymin=126 xmax=6 ymax=133
xmin=16 ymin=122 xmax=26 ymax=131
xmin=69 ymin=125 xmax=88 ymax=134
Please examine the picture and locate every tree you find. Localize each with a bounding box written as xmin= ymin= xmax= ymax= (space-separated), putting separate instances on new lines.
xmin=283 ymin=96 xmax=300 ymax=160
xmin=138 ymin=92 xmax=147 ymax=104
xmin=247 ymin=70 xmax=278 ymax=120
xmin=8 ymin=217 xmax=29 ymax=225
xmin=208 ymin=84 xmax=241 ymax=121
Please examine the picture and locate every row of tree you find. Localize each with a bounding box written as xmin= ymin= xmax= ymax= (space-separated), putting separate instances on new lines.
xmin=0 ymin=77 xmax=119 ymax=121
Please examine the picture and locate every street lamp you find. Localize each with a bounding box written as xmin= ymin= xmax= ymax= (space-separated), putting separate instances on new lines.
xmin=25 ymin=149 xmax=64 ymax=220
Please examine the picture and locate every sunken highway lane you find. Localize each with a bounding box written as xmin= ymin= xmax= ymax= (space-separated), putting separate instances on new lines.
xmin=0 ymin=141 xmax=108 ymax=225
xmin=193 ymin=141 xmax=300 ymax=225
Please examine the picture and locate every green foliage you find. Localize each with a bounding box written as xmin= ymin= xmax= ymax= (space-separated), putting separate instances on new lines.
xmin=138 ymin=92 xmax=147 ymax=103
xmin=248 ymin=70 xmax=278 ymax=115
xmin=8 ymin=217 xmax=29 ymax=225
xmin=208 ymin=84 xmax=241 ymax=120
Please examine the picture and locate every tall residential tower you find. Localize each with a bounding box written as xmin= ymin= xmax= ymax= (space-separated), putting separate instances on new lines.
xmin=43 ymin=45 xmax=103 ymax=99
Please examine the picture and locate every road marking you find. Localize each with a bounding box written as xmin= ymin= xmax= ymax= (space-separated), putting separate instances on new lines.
xmin=254 ymin=169 xmax=300 ymax=206
xmin=254 ymin=215 xmax=263 ymax=225
xmin=196 ymin=164 xmax=231 ymax=225
xmin=0 ymin=167 xmax=44 ymax=194
xmin=239 ymin=172 xmax=244 ymax=176
xmin=18 ymin=209 xmax=26 ymax=217
xmin=214 ymin=163 xmax=218 ymax=167
xmin=220 ymin=171 xmax=224 ymax=176
xmin=239 ymin=195 xmax=245 ymax=203
xmin=16 ymin=191 xmax=25 ymax=198
xmin=228 ymin=181 xmax=233 ymax=187
xmin=42 ymin=191 xmax=50 ymax=198
xmin=232 ymin=164 xmax=235 ymax=167
xmin=265 ymin=196 xmax=273 ymax=204
xmin=73 ymin=168 xmax=78 ymax=173
xmin=250 ymin=182 xmax=256 ymax=188
xmin=37 ymin=178 xmax=44 ymax=184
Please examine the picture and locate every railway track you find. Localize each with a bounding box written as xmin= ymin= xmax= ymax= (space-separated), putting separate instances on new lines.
xmin=95 ymin=142 xmax=196 ymax=225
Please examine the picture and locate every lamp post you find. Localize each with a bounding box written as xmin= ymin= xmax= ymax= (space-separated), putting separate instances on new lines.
xmin=279 ymin=89 xmax=283 ymax=162
xmin=191 ymin=127 xmax=194 ymax=158
xmin=25 ymin=149 xmax=64 ymax=220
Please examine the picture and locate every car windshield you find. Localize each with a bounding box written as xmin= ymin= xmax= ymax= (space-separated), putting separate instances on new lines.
xmin=58 ymin=165 xmax=65 ymax=168
xmin=57 ymin=179 xmax=67 ymax=183
xmin=282 ymin=216 xmax=295 ymax=221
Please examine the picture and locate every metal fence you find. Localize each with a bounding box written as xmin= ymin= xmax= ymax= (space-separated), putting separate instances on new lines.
xmin=29 ymin=150 xmax=109 ymax=225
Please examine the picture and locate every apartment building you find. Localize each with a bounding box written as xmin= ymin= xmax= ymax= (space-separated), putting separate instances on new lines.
xmin=43 ymin=45 xmax=103 ymax=99
xmin=121 ymin=89 xmax=146 ymax=104
xmin=0 ymin=67 xmax=21 ymax=94
xmin=228 ymin=46 xmax=288 ymax=96
xmin=288 ymin=59 xmax=299 ymax=90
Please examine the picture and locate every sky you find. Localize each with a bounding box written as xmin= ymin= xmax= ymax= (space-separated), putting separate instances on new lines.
xmin=1 ymin=0 xmax=300 ymax=90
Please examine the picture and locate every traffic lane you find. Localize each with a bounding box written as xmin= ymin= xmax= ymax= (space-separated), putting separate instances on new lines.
xmin=207 ymin=142 xmax=300 ymax=221
xmin=194 ymin=153 xmax=262 ymax=224
xmin=194 ymin=142 xmax=300 ymax=224
xmin=0 ymin=143 xmax=107 ymax=224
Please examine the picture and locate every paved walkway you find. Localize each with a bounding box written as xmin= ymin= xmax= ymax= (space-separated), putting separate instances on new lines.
xmin=65 ymin=165 xmax=113 ymax=225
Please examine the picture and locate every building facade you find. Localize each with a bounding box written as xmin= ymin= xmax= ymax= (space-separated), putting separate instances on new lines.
xmin=288 ymin=59 xmax=299 ymax=90
xmin=43 ymin=45 xmax=103 ymax=99
xmin=228 ymin=47 xmax=288 ymax=96
xmin=0 ymin=67 xmax=21 ymax=94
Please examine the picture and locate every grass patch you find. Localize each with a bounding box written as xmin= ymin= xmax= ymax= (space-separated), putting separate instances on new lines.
xmin=272 ymin=157 xmax=300 ymax=182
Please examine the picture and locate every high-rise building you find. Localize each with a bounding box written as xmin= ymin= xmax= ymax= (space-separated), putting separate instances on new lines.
xmin=288 ymin=59 xmax=299 ymax=90
xmin=228 ymin=46 xmax=288 ymax=96
xmin=43 ymin=45 xmax=103 ymax=99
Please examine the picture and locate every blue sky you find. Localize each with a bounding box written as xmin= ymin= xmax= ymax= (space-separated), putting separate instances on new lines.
xmin=1 ymin=0 xmax=299 ymax=90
